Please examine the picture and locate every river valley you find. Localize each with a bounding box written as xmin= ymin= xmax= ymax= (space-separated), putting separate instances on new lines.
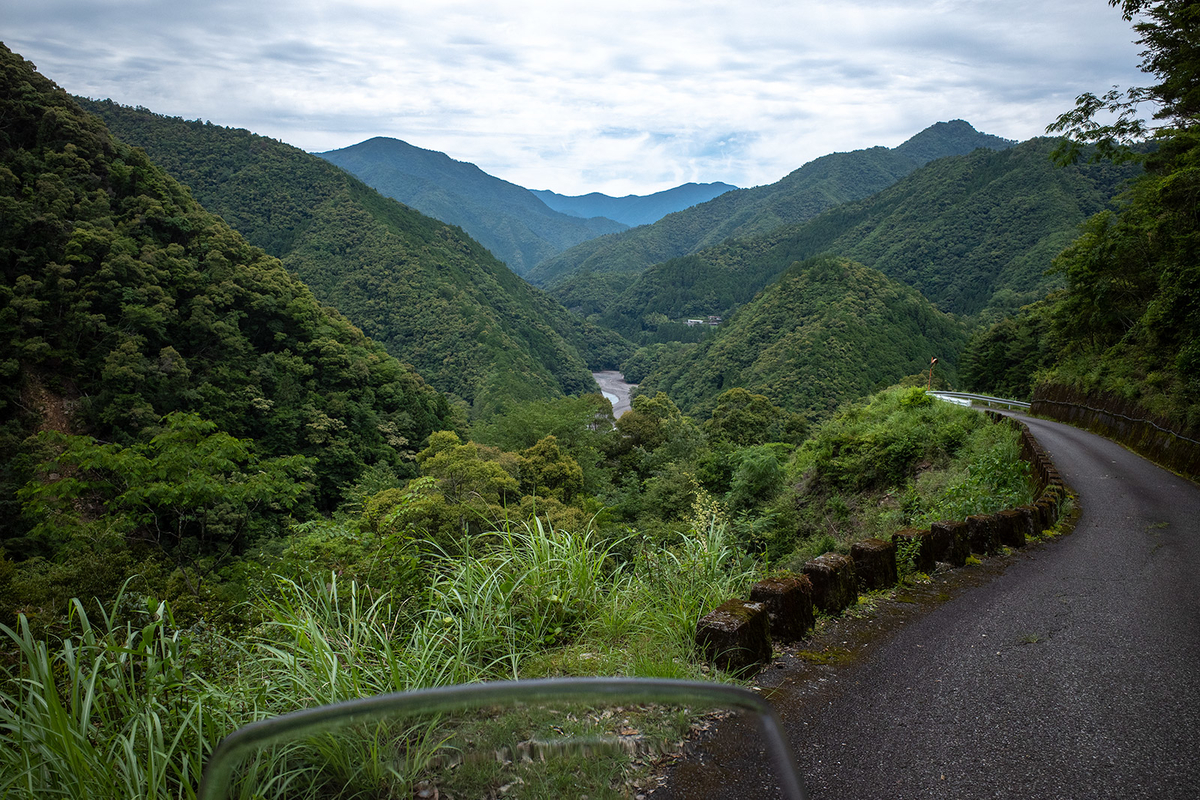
xmin=592 ymin=371 xmax=636 ymax=417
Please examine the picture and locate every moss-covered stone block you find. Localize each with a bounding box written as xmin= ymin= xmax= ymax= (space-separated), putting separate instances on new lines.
xmin=1035 ymin=496 xmax=1058 ymax=531
xmin=966 ymin=514 xmax=999 ymax=554
xmin=892 ymin=527 xmax=936 ymax=574
xmin=1014 ymin=505 xmax=1038 ymax=538
xmin=749 ymin=575 xmax=814 ymax=641
xmin=995 ymin=508 xmax=1026 ymax=548
xmin=802 ymin=553 xmax=858 ymax=614
xmin=850 ymin=538 xmax=897 ymax=591
xmin=930 ymin=519 xmax=969 ymax=566
xmin=695 ymin=599 xmax=772 ymax=674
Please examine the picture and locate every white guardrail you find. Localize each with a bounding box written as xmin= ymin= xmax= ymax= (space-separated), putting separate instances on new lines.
xmin=928 ymin=391 xmax=1031 ymax=411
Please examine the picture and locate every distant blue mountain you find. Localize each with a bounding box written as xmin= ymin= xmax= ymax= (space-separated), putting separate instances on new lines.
xmin=318 ymin=137 xmax=628 ymax=275
xmin=531 ymin=182 xmax=739 ymax=227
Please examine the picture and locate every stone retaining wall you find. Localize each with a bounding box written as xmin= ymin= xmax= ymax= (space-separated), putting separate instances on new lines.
xmin=695 ymin=410 xmax=1069 ymax=672
xmin=1031 ymin=383 xmax=1199 ymax=481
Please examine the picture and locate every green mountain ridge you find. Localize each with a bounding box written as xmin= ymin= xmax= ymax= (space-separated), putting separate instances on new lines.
xmin=637 ymin=256 xmax=970 ymax=422
xmin=600 ymin=137 xmax=1142 ymax=342
xmin=78 ymin=100 xmax=633 ymax=416
xmin=0 ymin=45 xmax=457 ymax=536
xmin=526 ymin=120 xmax=1016 ymax=313
xmin=318 ymin=137 xmax=628 ymax=275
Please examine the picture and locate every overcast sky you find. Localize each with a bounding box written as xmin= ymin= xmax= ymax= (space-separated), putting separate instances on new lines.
xmin=4 ymin=0 xmax=1147 ymax=196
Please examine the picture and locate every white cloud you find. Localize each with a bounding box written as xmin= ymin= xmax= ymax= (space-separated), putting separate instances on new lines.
xmin=2 ymin=0 xmax=1146 ymax=195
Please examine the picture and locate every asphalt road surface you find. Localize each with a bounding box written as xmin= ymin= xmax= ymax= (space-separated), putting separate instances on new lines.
xmin=659 ymin=412 xmax=1200 ymax=799
xmin=780 ymin=412 xmax=1200 ymax=799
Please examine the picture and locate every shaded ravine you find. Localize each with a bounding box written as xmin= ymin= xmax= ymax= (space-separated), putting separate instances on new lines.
xmin=660 ymin=412 xmax=1200 ymax=799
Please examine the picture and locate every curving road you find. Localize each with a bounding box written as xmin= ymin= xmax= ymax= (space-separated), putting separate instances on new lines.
xmin=775 ymin=412 xmax=1200 ymax=798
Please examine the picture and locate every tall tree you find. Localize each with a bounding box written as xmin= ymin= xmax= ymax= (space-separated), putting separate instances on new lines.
xmin=1040 ymin=0 xmax=1200 ymax=428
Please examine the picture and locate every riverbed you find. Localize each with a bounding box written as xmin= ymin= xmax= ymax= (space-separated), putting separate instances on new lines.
xmin=592 ymin=371 xmax=636 ymax=418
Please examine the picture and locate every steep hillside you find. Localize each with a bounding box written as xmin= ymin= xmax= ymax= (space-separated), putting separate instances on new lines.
xmin=79 ymin=101 xmax=632 ymax=416
xmin=0 ymin=45 xmax=456 ymax=535
xmin=601 ymin=137 xmax=1141 ymax=341
xmin=636 ymin=257 xmax=969 ymax=421
xmin=531 ymin=182 xmax=738 ymax=227
xmin=318 ymin=137 xmax=627 ymax=275
xmin=527 ymin=121 xmax=1015 ymax=312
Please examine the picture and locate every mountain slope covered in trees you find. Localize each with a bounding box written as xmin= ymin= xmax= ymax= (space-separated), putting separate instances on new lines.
xmin=636 ymin=256 xmax=969 ymax=421
xmin=0 ymin=45 xmax=458 ymax=547
xmin=318 ymin=137 xmax=627 ymax=275
xmin=963 ymin=0 xmax=1200 ymax=429
xmin=600 ymin=137 xmax=1141 ymax=342
xmin=527 ymin=120 xmax=1015 ymax=313
xmin=78 ymin=101 xmax=632 ymax=415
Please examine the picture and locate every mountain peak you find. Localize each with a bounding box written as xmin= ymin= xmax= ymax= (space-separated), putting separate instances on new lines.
xmin=893 ymin=120 xmax=1017 ymax=165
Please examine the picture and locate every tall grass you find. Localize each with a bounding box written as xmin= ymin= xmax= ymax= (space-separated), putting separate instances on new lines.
xmin=0 ymin=516 xmax=759 ymax=797
xmin=0 ymin=593 xmax=236 ymax=799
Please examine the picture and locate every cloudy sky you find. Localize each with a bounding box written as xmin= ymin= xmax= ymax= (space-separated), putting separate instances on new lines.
xmin=4 ymin=0 xmax=1147 ymax=196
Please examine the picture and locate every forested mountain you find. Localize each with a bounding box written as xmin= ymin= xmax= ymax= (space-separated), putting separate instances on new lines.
xmin=600 ymin=137 xmax=1141 ymax=342
xmin=636 ymin=256 xmax=969 ymax=421
xmin=963 ymin=0 xmax=1200 ymax=429
xmin=526 ymin=120 xmax=1015 ymax=313
xmin=531 ymin=182 xmax=738 ymax=227
xmin=0 ymin=45 xmax=457 ymax=545
xmin=317 ymin=137 xmax=627 ymax=275
xmin=79 ymin=101 xmax=632 ymax=416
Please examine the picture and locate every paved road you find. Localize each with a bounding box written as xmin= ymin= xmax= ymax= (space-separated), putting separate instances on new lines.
xmin=780 ymin=413 xmax=1200 ymax=798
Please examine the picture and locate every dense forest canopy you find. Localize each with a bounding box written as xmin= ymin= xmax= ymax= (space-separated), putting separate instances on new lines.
xmin=317 ymin=137 xmax=628 ymax=275
xmin=0 ymin=44 xmax=457 ymax=538
xmin=526 ymin=121 xmax=1015 ymax=314
xmin=597 ymin=138 xmax=1141 ymax=346
xmin=78 ymin=100 xmax=633 ymax=417
xmin=636 ymin=256 xmax=969 ymax=421
xmin=964 ymin=0 xmax=1200 ymax=429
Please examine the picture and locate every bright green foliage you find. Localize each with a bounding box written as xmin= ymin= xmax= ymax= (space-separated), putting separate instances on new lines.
xmin=639 ymin=257 xmax=969 ymax=422
xmin=619 ymin=341 xmax=697 ymax=383
xmin=470 ymin=394 xmax=613 ymax=494
xmin=784 ymin=386 xmax=1032 ymax=563
xmin=78 ymin=99 xmax=633 ymax=415
xmin=793 ymin=386 xmax=979 ymax=495
xmin=0 ymin=595 xmax=237 ymax=800
xmin=726 ymin=445 xmax=787 ymax=513
xmin=914 ymin=423 xmax=1031 ymax=523
xmin=1041 ymin=131 xmax=1200 ymax=428
xmin=705 ymin=387 xmax=807 ymax=445
xmin=527 ymin=120 xmax=1014 ymax=308
xmin=0 ymin=45 xmax=455 ymax=557
xmin=599 ymin=138 xmax=1140 ymax=342
xmin=521 ymin=436 xmax=584 ymax=504
xmin=19 ymin=413 xmax=311 ymax=569
xmin=959 ymin=303 xmax=1060 ymax=400
xmin=407 ymin=432 xmax=521 ymax=543
xmin=1038 ymin=1 xmax=1200 ymax=430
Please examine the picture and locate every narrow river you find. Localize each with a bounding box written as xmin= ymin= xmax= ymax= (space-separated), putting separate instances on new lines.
xmin=592 ymin=371 xmax=636 ymax=418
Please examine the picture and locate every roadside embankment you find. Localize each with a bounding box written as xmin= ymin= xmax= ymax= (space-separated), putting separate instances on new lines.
xmin=694 ymin=411 xmax=1068 ymax=672
xmin=1032 ymin=383 xmax=1200 ymax=481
